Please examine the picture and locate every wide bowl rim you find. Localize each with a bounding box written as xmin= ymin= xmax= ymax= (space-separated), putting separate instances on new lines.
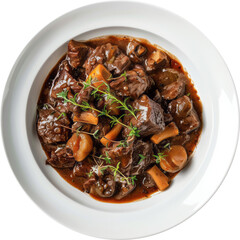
xmin=1 ymin=1 xmax=239 ymax=239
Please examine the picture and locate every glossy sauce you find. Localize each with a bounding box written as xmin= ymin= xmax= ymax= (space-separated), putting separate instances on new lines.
xmin=38 ymin=35 xmax=202 ymax=203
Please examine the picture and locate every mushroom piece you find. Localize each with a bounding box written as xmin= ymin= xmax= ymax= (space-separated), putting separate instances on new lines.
xmin=73 ymin=111 xmax=99 ymax=125
xmin=94 ymin=174 xmax=116 ymax=198
xmin=100 ymin=122 xmax=123 ymax=147
xmin=160 ymin=145 xmax=188 ymax=173
xmin=151 ymin=122 xmax=179 ymax=144
xmin=66 ymin=133 xmax=93 ymax=162
xmin=147 ymin=165 xmax=169 ymax=191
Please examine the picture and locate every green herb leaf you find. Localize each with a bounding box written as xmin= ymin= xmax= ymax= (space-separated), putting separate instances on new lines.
xmin=104 ymin=152 xmax=111 ymax=164
xmin=120 ymin=71 xmax=127 ymax=81
xmin=117 ymin=140 xmax=128 ymax=148
xmin=83 ymin=76 xmax=92 ymax=90
xmin=92 ymin=129 xmax=100 ymax=139
xmin=138 ymin=154 xmax=146 ymax=164
xmin=153 ymin=152 xmax=167 ymax=164
xmin=43 ymin=103 xmax=49 ymax=109
xmin=130 ymin=175 xmax=137 ymax=185
xmin=56 ymin=89 xmax=68 ymax=99
xmin=86 ymin=169 xmax=94 ymax=178
xmin=129 ymin=126 xmax=140 ymax=137
xmin=57 ymin=112 xmax=66 ymax=120
xmin=163 ymin=143 xmax=170 ymax=149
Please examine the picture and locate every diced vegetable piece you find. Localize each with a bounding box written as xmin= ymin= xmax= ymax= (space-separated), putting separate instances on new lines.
xmin=73 ymin=111 xmax=98 ymax=125
xmin=66 ymin=133 xmax=80 ymax=153
xmin=100 ymin=123 xmax=123 ymax=146
xmin=160 ymin=145 xmax=188 ymax=173
xmin=151 ymin=122 xmax=179 ymax=144
xmin=66 ymin=133 xmax=93 ymax=162
xmin=88 ymin=64 xmax=111 ymax=90
xmin=147 ymin=165 xmax=169 ymax=191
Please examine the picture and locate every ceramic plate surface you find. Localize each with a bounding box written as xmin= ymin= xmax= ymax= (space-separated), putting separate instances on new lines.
xmin=2 ymin=1 xmax=239 ymax=239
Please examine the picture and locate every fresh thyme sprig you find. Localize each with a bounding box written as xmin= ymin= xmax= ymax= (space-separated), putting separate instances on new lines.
xmin=99 ymin=162 xmax=137 ymax=185
xmin=97 ymin=152 xmax=111 ymax=164
xmin=82 ymin=77 xmax=138 ymax=119
xmin=57 ymin=90 xmax=140 ymax=137
xmin=117 ymin=140 xmax=129 ymax=148
xmin=88 ymin=154 xmax=137 ymax=185
xmin=153 ymin=152 xmax=167 ymax=164
xmin=58 ymin=124 xmax=100 ymax=139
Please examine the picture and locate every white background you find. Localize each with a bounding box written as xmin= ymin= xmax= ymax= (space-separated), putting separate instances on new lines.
xmin=0 ymin=0 xmax=239 ymax=239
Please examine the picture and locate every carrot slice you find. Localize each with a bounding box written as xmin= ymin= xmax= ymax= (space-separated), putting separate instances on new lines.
xmin=88 ymin=64 xmax=111 ymax=90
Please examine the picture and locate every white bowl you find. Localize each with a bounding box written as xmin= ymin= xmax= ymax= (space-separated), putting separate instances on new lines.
xmin=1 ymin=2 xmax=239 ymax=239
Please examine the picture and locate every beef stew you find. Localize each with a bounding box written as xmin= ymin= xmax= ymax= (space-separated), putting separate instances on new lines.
xmin=37 ymin=35 xmax=202 ymax=203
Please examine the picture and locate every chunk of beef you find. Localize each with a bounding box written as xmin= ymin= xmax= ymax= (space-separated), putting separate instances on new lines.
xmin=54 ymin=90 xmax=80 ymax=114
xmin=152 ymin=89 xmax=162 ymax=104
xmin=108 ymin=52 xmax=131 ymax=75
xmin=145 ymin=49 xmax=168 ymax=72
xmin=114 ymin=178 xmax=136 ymax=200
xmin=126 ymin=41 xmax=147 ymax=63
xmin=161 ymin=80 xmax=185 ymax=100
xmin=90 ymin=117 xmax=111 ymax=140
xmin=170 ymin=134 xmax=190 ymax=146
xmin=92 ymin=174 xmax=116 ymax=198
xmin=131 ymin=95 xmax=165 ymax=137
xmin=105 ymin=141 xmax=134 ymax=176
xmin=133 ymin=64 xmax=145 ymax=71
xmin=67 ymin=40 xmax=89 ymax=68
xmin=131 ymin=140 xmax=154 ymax=175
xmin=105 ymin=139 xmax=153 ymax=174
xmin=142 ymin=173 xmax=156 ymax=188
xmin=47 ymin=147 xmax=75 ymax=168
xmin=168 ymin=95 xmax=192 ymax=118
xmin=71 ymin=122 xmax=92 ymax=133
xmin=84 ymin=43 xmax=130 ymax=75
xmin=41 ymin=144 xmax=58 ymax=153
xmin=84 ymin=45 xmax=105 ymax=75
xmin=75 ymin=86 xmax=92 ymax=105
xmin=50 ymin=60 xmax=81 ymax=99
xmin=73 ymin=160 xmax=93 ymax=177
xmin=163 ymin=112 xmax=173 ymax=123
xmin=37 ymin=109 xmax=70 ymax=144
xmin=83 ymin=177 xmax=97 ymax=193
xmin=177 ymin=109 xmax=200 ymax=133
xmin=110 ymin=68 xmax=152 ymax=99
xmin=155 ymin=68 xmax=183 ymax=89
